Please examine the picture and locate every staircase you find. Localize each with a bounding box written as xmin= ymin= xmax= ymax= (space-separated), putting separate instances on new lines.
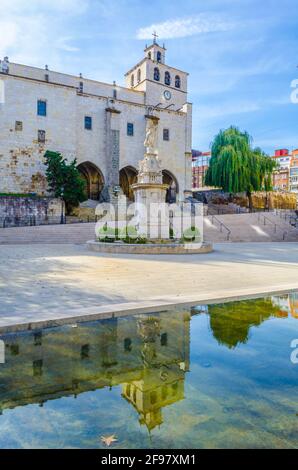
xmin=0 ymin=223 xmax=96 ymax=245
xmin=203 ymin=212 xmax=298 ymax=242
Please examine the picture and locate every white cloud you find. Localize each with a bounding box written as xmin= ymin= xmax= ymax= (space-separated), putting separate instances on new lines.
xmin=55 ymin=37 xmax=80 ymax=52
xmin=0 ymin=20 xmax=19 ymax=55
xmin=0 ymin=0 xmax=89 ymax=15
xmin=0 ymin=0 xmax=90 ymax=67
xmin=195 ymin=102 xmax=261 ymax=119
xmin=136 ymin=14 xmax=233 ymax=40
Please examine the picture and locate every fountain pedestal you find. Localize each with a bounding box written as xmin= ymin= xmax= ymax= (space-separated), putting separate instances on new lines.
xmin=131 ymin=153 xmax=169 ymax=240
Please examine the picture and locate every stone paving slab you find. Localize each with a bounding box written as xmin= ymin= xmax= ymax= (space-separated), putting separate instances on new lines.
xmin=0 ymin=242 xmax=297 ymax=332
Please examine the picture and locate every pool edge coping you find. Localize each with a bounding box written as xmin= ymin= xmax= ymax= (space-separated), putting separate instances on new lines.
xmin=0 ymin=284 xmax=298 ymax=334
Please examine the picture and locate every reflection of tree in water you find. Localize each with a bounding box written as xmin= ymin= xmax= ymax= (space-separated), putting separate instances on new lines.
xmin=206 ymin=298 xmax=281 ymax=349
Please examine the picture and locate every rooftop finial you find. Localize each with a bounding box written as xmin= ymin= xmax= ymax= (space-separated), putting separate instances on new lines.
xmin=152 ymin=31 xmax=158 ymax=44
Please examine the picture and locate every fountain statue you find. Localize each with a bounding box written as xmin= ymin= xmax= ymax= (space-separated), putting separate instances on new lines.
xmin=131 ymin=116 xmax=169 ymax=239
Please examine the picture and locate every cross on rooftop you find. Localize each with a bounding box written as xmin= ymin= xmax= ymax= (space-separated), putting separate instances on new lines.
xmin=152 ymin=31 xmax=158 ymax=44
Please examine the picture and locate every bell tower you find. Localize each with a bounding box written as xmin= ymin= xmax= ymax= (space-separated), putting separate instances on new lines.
xmin=144 ymin=32 xmax=166 ymax=64
xmin=124 ymin=34 xmax=188 ymax=108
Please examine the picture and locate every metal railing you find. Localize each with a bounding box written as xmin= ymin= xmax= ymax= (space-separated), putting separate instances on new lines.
xmin=206 ymin=204 xmax=243 ymax=216
xmin=274 ymin=209 xmax=298 ymax=228
xmin=258 ymin=213 xmax=288 ymax=240
xmin=1 ymin=215 xmax=100 ymax=228
xmin=206 ymin=203 xmax=270 ymax=216
xmin=211 ymin=215 xmax=231 ymax=240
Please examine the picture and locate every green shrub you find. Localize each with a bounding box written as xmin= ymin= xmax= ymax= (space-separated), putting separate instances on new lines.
xmin=96 ymin=224 xmax=148 ymax=244
xmin=183 ymin=226 xmax=201 ymax=243
xmin=135 ymin=236 xmax=148 ymax=244
xmin=120 ymin=226 xmax=148 ymax=244
xmin=97 ymin=226 xmax=120 ymax=242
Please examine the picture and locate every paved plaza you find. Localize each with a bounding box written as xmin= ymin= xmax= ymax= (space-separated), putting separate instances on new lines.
xmin=0 ymin=242 xmax=297 ymax=331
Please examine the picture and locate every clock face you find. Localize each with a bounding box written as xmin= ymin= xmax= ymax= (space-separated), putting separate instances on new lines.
xmin=164 ymin=90 xmax=172 ymax=101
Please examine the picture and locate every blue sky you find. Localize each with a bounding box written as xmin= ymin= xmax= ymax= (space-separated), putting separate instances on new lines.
xmin=1 ymin=0 xmax=297 ymax=153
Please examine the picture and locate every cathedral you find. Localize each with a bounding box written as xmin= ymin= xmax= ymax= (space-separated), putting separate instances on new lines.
xmin=0 ymin=39 xmax=192 ymax=203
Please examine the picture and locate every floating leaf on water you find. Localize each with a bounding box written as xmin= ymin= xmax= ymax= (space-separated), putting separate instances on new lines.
xmin=101 ymin=435 xmax=118 ymax=447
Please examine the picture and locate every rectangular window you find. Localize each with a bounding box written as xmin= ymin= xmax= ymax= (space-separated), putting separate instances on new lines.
xmin=15 ymin=121 xmax=23 ymax=131
xmin=79 ymin=81 xmax=84 ymax=93
xmin=37 ymin=100 xmax=47 ymax=116
xmin=33 ymin=359 xmax=43 ymax=377
xmin=34 ymin=331 xmax=42 ymax=346
xmin=81 ymin=344 xmax=90 ymax=359
xmin=163 ymin=128 xmax=170 ymax=141
xmin=127 ymin=123 xmax=134 ymax=136
xmin=84 ymin=116 xmax=92 ymax=130
xmin=38 ymin=130 xmax=46 ymax=143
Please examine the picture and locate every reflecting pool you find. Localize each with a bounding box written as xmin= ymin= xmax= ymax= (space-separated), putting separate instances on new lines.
xmin=0 ymin=293 xmax=297 ymax=449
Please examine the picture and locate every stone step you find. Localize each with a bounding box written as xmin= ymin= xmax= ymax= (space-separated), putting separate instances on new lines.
xmin=0 ymin=213 xmax=297 ymax=244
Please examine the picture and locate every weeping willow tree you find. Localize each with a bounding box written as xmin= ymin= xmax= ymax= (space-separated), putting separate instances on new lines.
xmin=205 ymin=127 xmax=277 ymax=211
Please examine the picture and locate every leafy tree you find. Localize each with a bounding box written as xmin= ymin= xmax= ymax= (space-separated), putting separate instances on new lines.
xmin=205 ymin=127 xmax=277 ymax=210
xmin=44 ymin=150 xmax=86 ymax=213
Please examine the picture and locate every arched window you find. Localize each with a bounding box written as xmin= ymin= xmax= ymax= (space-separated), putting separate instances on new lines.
xmin=154 ymin=67 xmax=160 ymax=81
xmin=131 ymin=74 xmax=134 ymax=87
xmin=150 ymin=391 xmax=157 ymax=405
xmin=157 ymin=51 xmax=162 ymax=63
xmin=137 ymin=68 xmax=141 ymax=83
xmin=165 ymin=71 xmax=171 ymax=86
xmin=124 ymin=338 xmax=132 ymax=352
xmin=175 ymin=75 xmax=181 ymax=88
xmin=148 ymin=52 xmax=151 ymax=60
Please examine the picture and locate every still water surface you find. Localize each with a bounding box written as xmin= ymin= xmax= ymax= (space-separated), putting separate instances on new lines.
xmin=0 ymin=293 xmax=297 ymax=448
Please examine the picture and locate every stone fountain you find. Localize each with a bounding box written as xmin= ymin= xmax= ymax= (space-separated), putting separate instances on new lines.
xmin=88 ymin=114 xmax=213 ymax=254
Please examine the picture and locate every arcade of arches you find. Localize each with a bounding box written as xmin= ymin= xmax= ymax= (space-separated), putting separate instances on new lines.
xmin=163 ymin=170 xmax=178 ymax=204
xmin=119 ymin=166 xmax=138 ymax=201
xmin=77 ymin=162 xmax=104 ymax=201
xmin=77 ymin=163 xmax=178 ymax=203
xmin=120 ymin=167 xmax=178 ymax=203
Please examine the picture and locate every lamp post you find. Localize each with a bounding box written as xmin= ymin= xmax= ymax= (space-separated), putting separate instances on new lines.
xmin=60 ymin=186 xmax=64 ymax=224
xmin=113 ymin=185 xmax=121 ymax=198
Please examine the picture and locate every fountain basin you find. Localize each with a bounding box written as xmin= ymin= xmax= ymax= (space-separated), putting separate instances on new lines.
xmin=86 ymin=240 xmax=213 ymax=254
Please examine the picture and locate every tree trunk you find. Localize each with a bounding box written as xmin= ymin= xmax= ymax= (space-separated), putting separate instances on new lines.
xmin=265 ymin=191 xmax=269 ymax=211
xmin=247 ymin=191 xmax=253 ymax=212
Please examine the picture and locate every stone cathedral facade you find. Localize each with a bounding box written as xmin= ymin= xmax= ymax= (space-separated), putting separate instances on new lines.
xmin=0 ymin=41 xmax=192 ymax=203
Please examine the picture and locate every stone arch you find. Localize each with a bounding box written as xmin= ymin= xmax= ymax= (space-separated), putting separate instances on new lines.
xmin=175 ymin=75 xmax=181 ymax=88
xmin=162 ymin=170 xmax=179 ymax=203
xmin=165 ymin=71 xmax=171 ymax=86
xmin=77 ymin=161 xmax=105 ymax=200
xmin=137 ymin=68 xmax=141 ymax=83
xmin=120 ymin=166 xmax=138 ymax=201
xmin=154 ymin=67 xmax=160 ymax=81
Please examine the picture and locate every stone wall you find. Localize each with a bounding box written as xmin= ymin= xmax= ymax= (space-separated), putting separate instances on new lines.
xmin=0 ymin=196 xmax=61 ymax=227
xmin=194 ymin=190 xmax=297 ymax=210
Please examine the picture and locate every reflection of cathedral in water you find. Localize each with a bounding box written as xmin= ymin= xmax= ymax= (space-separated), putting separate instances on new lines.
xmin=0 ymin=311 xmax=190 ymax=432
